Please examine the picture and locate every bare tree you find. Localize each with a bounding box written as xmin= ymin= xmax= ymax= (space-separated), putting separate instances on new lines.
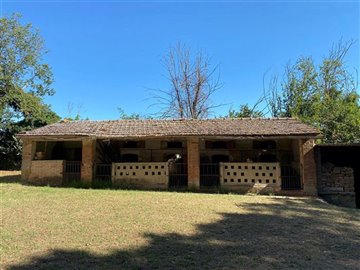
xmin=66 ymin=102 xmax=84 ymax=120
xmin=262 ymin=71 xmax=283 ymax=117
xmin=152 ymin=43 xmax=222 ymax=119
xmin=319 ymin=39 xmax=357 ymax=96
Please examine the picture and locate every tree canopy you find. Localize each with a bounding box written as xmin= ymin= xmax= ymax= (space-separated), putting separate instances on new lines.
xmin=0 ymin=14 xmax=59 ymax=169
xmin=228 ymin=104 xmax=264 ymax=118
xmin=230 ymin=40 xmax=360 ymax=143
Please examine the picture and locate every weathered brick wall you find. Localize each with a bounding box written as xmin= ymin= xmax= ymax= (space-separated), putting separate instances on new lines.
xmin=301 ymin=139 xmax=317 ymax=195
xmin=28 ymin=160 xmax=64 ymax=186
xmin=81 ymin=139 xmax=95 ymax=186
xmin=187 ymin=137 xmax=200 ymax=188
xmin=21 ymin=139 xmax=36 ymax=182
xmin=320 ymin=162 xmax=354 ymax=193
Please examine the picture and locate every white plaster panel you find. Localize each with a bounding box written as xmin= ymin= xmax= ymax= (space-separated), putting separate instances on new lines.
xmin=220 ymin=162 xmax=281 ymax=187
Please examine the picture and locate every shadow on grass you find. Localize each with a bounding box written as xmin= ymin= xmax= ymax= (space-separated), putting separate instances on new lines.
xmin=6 ymin=199 xmax=360 ymax=270
xmin=0 ymin=173 xmax=21 ymax=184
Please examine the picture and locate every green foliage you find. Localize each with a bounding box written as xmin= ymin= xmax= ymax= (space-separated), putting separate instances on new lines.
xmin=118 ymin=107 xmax=141 ymax=120
xmin=0 ymin=14 xmax=54 ymax=107
xmin=0 ymin=13 xmax=59 ymax=169
xmin=228 ymin=104 xmax=264 ymax=118
xmin=263 ymin=40 xmax=360 ymax=143
xmin=117 ymin=107 xmax=152 ymax=120
xmin=315 ymin=91 xmax=360 ymax=143
xmin=282 ymin=57 xmax=319 ymax=119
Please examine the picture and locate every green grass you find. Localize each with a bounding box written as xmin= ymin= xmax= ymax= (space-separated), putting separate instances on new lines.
xmin=1 ymin=172 xmax=360 ymax=270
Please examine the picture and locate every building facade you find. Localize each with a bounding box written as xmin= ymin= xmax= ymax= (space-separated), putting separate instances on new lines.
xmin=18 ymin=118 xmax=320 ymax=195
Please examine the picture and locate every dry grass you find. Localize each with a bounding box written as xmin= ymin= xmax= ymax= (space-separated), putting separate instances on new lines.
xmin=1 ymin=172 xmax=359 ymax=270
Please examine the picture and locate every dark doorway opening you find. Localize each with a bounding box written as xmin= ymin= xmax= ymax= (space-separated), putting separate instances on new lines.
xmin=316 ymin=145 xmax=360 ymax=208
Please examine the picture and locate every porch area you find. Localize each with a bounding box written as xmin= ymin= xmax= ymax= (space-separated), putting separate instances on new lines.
xmin=89 ymin=138 xmax=303 ymax=191
xmin=21 ymin=136 xmax=316 ymax=194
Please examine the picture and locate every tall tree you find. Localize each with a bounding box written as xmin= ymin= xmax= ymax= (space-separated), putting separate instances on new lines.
xmin=0 ymin=13 xmax=59 ymax=169
xmin=153 ymin=43 xmax=221 ymax=119
xmin=262 ymin=40 xmax=360 ymax=143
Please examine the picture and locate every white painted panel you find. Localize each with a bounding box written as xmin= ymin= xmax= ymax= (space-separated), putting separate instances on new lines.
xmin=112 ymin=162 xmax=169 ymax=184
xmin=220 ymin=162 xmax=281 ymax=187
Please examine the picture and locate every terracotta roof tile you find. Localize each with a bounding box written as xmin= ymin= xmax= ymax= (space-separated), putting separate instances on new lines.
xmin=18 ymin=118 xmax=320 ymax=138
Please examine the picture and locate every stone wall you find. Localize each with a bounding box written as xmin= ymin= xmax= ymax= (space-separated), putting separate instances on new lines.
xmin=320 ymin=162 xmax=354 ymax=193
xmin=28 ymin=160 xmax=64 ymax=186
xmin=319 ymin=162 xmax=355 ymax=208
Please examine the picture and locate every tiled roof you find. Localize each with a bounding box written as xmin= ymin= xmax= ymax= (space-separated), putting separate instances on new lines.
xmin=18 ymin=118 xmax=320 ymax=138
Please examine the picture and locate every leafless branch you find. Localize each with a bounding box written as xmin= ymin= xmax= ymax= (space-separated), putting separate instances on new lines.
xmin=150 ymin=42 xmax=223 ymax=119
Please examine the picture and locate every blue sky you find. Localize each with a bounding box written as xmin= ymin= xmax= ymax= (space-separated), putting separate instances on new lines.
xmin=2 ymin=0 xmax=359 ymax=120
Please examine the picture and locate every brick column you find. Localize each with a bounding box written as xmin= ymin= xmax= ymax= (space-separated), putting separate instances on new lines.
xmin=300 ymin=139 xmax=317 ymax=195
xmin=21 ymin=139 xmax=36 ymax=182
xmin=187 ymin=137 xmax=200 ymax=189
xmin=81 ymin=138 xmax=95 ymax=186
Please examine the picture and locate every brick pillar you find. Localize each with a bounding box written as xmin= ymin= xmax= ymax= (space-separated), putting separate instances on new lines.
xmin=81 ymin=138 xmax=95 ymax=186
xmin=300 ymin=139 xmax=317 ymax=195
xmin=21 ymin=139 xmax=36 ymax=182
xmin=187 ymin=137 xmax=200 ymax=189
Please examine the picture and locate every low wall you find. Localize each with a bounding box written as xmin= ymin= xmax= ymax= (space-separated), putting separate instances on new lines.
xmin=219 ymin=162 xmax=281 ymax=194
xmin=28 ymin=160 xmax=64 ymax=186
xmin=112 ymin=162 xmax=169 ymax=189
xmin=0 ymin=170 xmax=21 ymax=177
xmin=319 ymin=162 xmax=356 ymax=208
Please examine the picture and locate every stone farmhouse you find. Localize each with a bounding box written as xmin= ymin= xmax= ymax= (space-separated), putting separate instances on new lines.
xmin=18 ymin=118 xmax=321 ymax=195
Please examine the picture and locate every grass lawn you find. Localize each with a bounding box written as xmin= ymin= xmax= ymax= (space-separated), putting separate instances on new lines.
xmin=1 ymin=171 xmax=360 ymax=270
